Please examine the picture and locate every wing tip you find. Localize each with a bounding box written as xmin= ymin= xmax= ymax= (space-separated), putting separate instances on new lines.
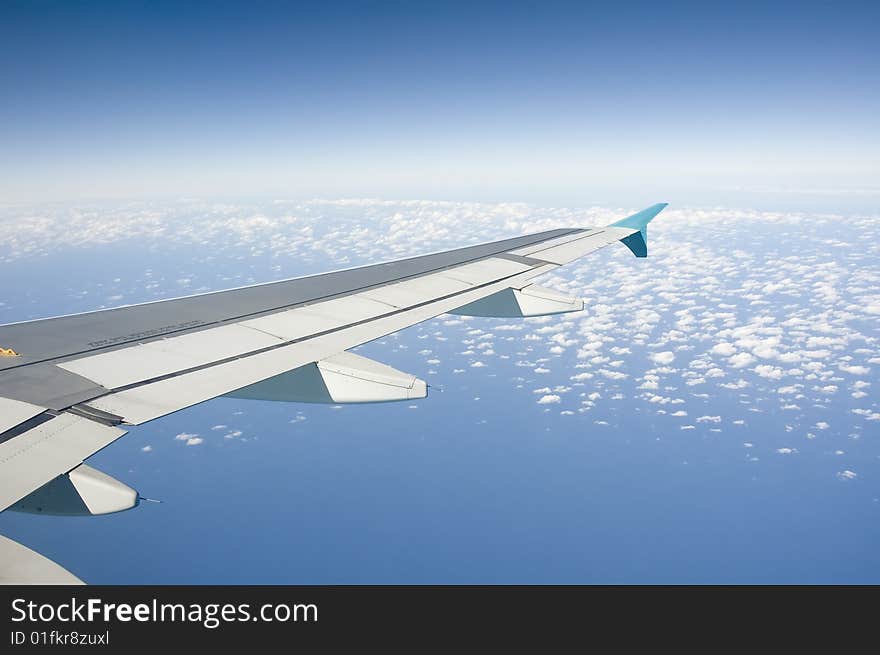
xmin=611 ymin=202 xmax=668 ymax=258
xmin=610 ymin=202 xmax=669 ymax=231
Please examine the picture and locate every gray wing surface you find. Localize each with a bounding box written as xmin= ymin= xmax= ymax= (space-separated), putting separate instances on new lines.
xmin=0 ymin=203 xmax=666 ymax=583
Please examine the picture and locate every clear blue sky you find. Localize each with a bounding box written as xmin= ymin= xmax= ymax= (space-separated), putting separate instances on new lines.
xmin=1 ymin=0 xmax=878 ymax=206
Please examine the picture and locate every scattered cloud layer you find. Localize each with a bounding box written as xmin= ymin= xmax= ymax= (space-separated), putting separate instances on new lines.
xmin=1 ymin=198 xmax=877 ymax=486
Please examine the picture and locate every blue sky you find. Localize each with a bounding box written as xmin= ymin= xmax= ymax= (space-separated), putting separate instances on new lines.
xmin=2 ymin=1 xmax=878 ymax=207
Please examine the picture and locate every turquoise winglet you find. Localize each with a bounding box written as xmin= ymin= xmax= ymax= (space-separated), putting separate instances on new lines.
xmin=609 ymin=202 xmax=668 ymax=258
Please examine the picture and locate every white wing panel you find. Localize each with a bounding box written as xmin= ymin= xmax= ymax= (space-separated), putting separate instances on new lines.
xmin=149 ymin=324 xmax=282 ymax=360
xmin=240 ymin=296 xmax=392 ymax=341
xmin=0 ymin=412 xmax=126 ymax=511
xmin=54 ymin=254 xmax=536 ymax=394
xmin=84 ymin=264 xmax=557 ymax=424
xmin=240 ymin=308 xmax=340 ymax=341
xmin=0 ymin=397 xmax=47 ymax=434
xmin=307 ymin=295 xmax=399 ymax=319
xmin=86 ymin=341 xmax=318 ymax=423
xmin=359 ymin=275 xmax=473 ymax=309
xmin=57 ymin=324 xmax=283 ymax=390
xmin=524 ymin=228 xmax=634 ymax=265
xmin=0 ymin=535 xmax=83 ymax=585
xmin=440 ymin=257 xmax=533 ymax=285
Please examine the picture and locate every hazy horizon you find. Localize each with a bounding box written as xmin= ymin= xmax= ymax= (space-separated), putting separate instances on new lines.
xmin=2 ymin=1 xmax=878 ymax=210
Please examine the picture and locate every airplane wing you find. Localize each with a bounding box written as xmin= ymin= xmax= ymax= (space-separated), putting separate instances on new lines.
xmin=0 ymin=203 xmax=667 ymax=583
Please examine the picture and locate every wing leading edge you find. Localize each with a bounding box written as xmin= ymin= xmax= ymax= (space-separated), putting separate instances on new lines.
xmin=0 ymin=203 xmax=667 ymax=583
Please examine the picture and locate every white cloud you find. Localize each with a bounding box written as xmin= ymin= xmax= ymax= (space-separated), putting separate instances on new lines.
xmin=537 ymin=394 xmax=561 ymax=404
xmin=711 ymin=342 xmax=737 ymax=357
xmin=728 ymin=352 xmax=756 ymax=369
xmin=650 ymin=351 xmax=675 ymax=365
xmin=754 ymin=364 xmax=784 ymax=380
